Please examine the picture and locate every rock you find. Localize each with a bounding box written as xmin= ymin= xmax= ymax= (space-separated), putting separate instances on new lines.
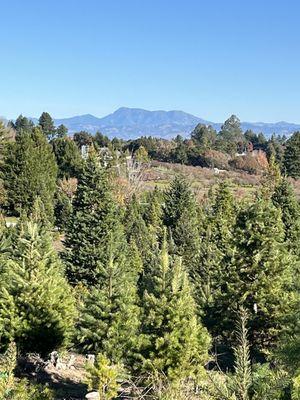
xmin=86 ymin=354 xmax=95 ymax=365
xmin=85 ymin=392 xmax=99 ymax=399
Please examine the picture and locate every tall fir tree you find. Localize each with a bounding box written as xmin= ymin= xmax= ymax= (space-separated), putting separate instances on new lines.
xmin=2 ymin=127 xmax=58 ymax=221
xmin=283 ymin=131 xmax=300 ymax=178
xmin=64 ymin=153 xmax=124 ymax=286
xmin=0 ymin=221 xmax=76 ymax=355
xmin=163 ymin=175 xmax=200 ymax=270
xmin=51 ymin=137 xmax=82 ymax=179
xmin=139 ymin=236 xmax=210 ymax=380
xmin=194 ymin=183 xmax=237 ymax=316
xmin=214 ymin=199 xmax=298 ymax=358
xmin=271 ymin=178 xmax=300 ymax=256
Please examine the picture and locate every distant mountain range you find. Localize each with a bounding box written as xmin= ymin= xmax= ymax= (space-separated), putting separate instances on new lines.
xmin=32 ymin=107 xmax=300 ymax=139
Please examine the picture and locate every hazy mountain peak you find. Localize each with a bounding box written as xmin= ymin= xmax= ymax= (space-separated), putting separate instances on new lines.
xmin=26 ymin=107 xmax=300 ymax=140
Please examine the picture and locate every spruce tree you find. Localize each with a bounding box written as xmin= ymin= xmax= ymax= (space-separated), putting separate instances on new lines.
xmin=139 ymin=236 xmax=210 ymax=380
xmin=2 ymin=128 xmax=58 ymax=221
xmin=124 ymin=194 xmax=157 ymax=267
xmin=163 ymin=176 xmax=200 ymax=270
xmin=216 ymin=199 xmax=298 ymax=357
xmin=51 ymin=137 xmax=82 ymax=179
xmin=64 ymin=153 xmax=124 ymax=286
xmin=0 ymin=221 xmax=76 ymax=355
xmin=271 ymin=178 xmax=300 ymax=256
xmin=193 ymin=182 xmax=236 ymax=314
xmin=283 ymin=132 xmax=300 ymax=178
xmin=77 ymin=239 xmax=141 ymax=364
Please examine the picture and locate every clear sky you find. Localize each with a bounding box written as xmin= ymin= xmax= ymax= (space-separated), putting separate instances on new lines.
xmin=1 ymin=0 xmax=300 ymax=122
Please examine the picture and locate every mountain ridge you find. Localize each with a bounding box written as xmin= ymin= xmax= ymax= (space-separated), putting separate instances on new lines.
xmin=30 ymin=107 xmax=300 ymax=139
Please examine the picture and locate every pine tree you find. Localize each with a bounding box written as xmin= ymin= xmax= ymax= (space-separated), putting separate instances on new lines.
xmin=216 ymin=199 xmax=298 ymax=358
xmin=0 ymin=221 xmax=76 ymax=356
xmin=271 ymin=178 xmax=300 ymax=256
xmin=139 ymin=236 xmax=210 ymax=380
xmin=51 ymin=137 xmax=82 ymax=179
xmin=77 ymin=239 xmax=141 ymax=364
xmin=124 ymin=194 xmax=157 ymax=268
xmin=143 ymin=187 xmax=164 ymax=240
xmin=283 ymin=132 xmax=300 ymax=178
xmin=56 ymin=124 xmax=68 ymax=138
xmin=39 ymin=112 xmax=56 ymax=140
xmin=64 ymin=153 xmax=124 ymax=286
xmin=2 ymin=128 xmax=58 ymax=221
xmin=163 ymin=176 xmax=200 ymax=270
xmin=13 ymin=115 xmax=34 ymax=135
xmin=193 ymin=183 xmax=236 ymax=315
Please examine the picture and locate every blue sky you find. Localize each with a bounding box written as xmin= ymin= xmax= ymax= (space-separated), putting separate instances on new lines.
xmin=1 ymin=0 xmax=300 ymax=122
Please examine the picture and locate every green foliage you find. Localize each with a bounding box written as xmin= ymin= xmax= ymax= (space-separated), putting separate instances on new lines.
xmin=134 ymin=145 xmax=149 ymax=163
xmin=292 ymin=374 xmax=300 ymax=400
xmin=140 ymin=237 xmax=210 ymax=380
xmin=0 ymin=343 xmax=54 ymax=400
xmin=217 ymin=115 xmax=245 ymax=155
xmin=77 ymin=237 xmax=141 ymax=363
xmin=191 ymin=124 xmax=217 ymax=150
xmin=85 ymin=354 xmax=122 ymax=400
xmin=64 ymin=154 xmax=125 ymax=286
xmin=283 ymin=132 xmax=300 ymax=178
xmin=2 ymin=128 xmax=57 ymax=222
xmin=51 ymin=137 xmax=82 ymax=179
xmin=13 ymin=115 xmax=34 ymax=135
xmin=231 ymin=310 xmax=251 ymax=400
xmin=56 ymin=124 xmax=68 ymax=138
xmin=0 ymin=221 xmax=76 ymax=355
xmin=222 ymin=199 xmax=297 ymax=356
xmin=163 ymin=176 xmax=200 ymax=268
xmin=272 ymin=178 xmax=300 ymax=255
xmin=38 ymin=112 xmax=56 ymax=140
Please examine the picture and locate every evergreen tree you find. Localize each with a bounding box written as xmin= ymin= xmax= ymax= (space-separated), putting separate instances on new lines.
xmin=39 ymin=112 xmax=56 ymax=140
xmin=64 ymin=154 xmax=125 ymax=286
xmin=191 ymin=124 xmax=217 ymax=150
xmin=194 ymin=183 xmax=236 ymax=315
xmin=215 ymin=199 xmax=298 ymax=358
xmin=56 ymin=124 xmax=68 ymax=138
xmin=283 ymin=132 xmax=300 ymax=178
xmin=2 ymin=128 xmax=58 ymax=221
xmin=272 ymin=179 xmax=300 ymax=256
xmin=51 ymin=137 xmax=82 ymax=179
xmin=217 ymin=115 xmax=245 ymax=154
xmin=163 ymin=176 xmax=200 ymax=269
xmin=0 ymin=221 xmax=76 ymax=355
xmin=77 ymin=239 xmax=141 ymax=364
xmin=139 ymin=237 xmax=210 ymax=380
xmin=124 ymin=195 xmax=156 ymax=263
xmin=13 ymin=115 xmax=34 ymax=135
xmin=143 ymin=187 xmax=163 ymax=238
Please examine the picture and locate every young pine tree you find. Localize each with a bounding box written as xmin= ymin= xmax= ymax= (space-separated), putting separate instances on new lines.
xmin=0 ymin=221 xmax=76 ymax=356
xmin=140 ymin=236 xmax=210 ymax=380
xmin=77 ymin=239 xmax=141 ymax=364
